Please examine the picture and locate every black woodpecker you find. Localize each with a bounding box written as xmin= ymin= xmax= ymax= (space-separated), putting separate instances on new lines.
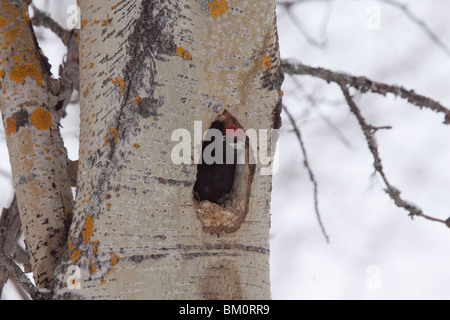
xmin=193 ymin=122 xmax=244 ymax=204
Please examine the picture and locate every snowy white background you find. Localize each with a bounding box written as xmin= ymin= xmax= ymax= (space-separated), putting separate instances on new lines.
xmin=1 ymin=0 xmax=450 ymax=299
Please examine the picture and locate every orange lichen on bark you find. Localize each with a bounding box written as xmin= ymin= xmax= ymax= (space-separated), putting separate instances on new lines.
xmin=88 ymin=258 xmax=97 ymax=275
xmin=82 ymin=215 xmax=94 ymax=244
xmin=104 ymin=127 xmax=118 ymax=147
xmin=71 ymin=247 xmax=81 ymax=262
xmin=68 ymin=240 xmax=74 ymax=252
xmin=101 ymin=14 xmax=110 ymax=26
xmin=110 ymin=253 xmax=119 ymax=266
xmin=82 ymin=81 xmax=95 ymax=97
xmin=9 ymin=62 xmax=43 ymax=85
xmin=80 ymin=18 xmax=88 ymax=30
xmin=12 ymin=55 xmax=22 ymax=63
xmin=30 ymin=107 xmax=52 ymax=130
xmin=208 ymin=0 xmax=229 ymax=18
xmin=208 ymin=0 xmax=229 ymax=17
xmin=112 ymin=77 xmax=124 ymax=92
xmin=5 ymin=116 xmax=16 ymax=136
xmin=5 ymin=27 xmax=25 ymax=43
xmin=0 ymin=16 xmax=9 ymax=28
xmin=110 ymin=127 xmax=118 ymax=142
xmin=176 ymin=46 xmax=192 ymax=60
xmin=261 ymin=55 xmax=272 ymax=70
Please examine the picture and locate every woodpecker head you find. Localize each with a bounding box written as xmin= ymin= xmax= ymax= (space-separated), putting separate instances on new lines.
xmin=223 ymin=124 xmax=245 ymax=142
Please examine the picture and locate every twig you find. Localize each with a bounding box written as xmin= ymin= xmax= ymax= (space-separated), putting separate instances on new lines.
xmin=290 ymin=77 xmax=353 ymax=148
xmin=30 ymin=4 xmax=80 ymax=118
xmin=281 ymin=2 xmax=330 ymax=48
xmin=338 ymin=82 xmax=447 ymax=226
xmin=281 ymin=60 xmax=450 ymax=124
xmin=283 ymin=105 xmax=330 ymax=243
xmin=30 ymin=4 xmax=71 ymax=45
xmin=0 ymin=250 xmax=46 ymax=300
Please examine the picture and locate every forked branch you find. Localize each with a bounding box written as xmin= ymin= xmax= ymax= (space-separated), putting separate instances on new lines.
xmin=338 ymin=82 xmax=447 ymax=226
xmin=0 ymin=250 xmax=45 ymax=300
xmin=281 ymin=61 xmax=450 ymax=124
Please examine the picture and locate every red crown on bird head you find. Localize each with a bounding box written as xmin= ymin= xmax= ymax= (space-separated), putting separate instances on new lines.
xmin=223 ymin=124 xmax=246 ymax=140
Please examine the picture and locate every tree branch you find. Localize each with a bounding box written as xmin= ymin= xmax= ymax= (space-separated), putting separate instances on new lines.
xmin=31 ymin=4 xmax=80 ymax=118
xmin=0 ymin=250 xmax=46 ymax=300
xmin=283 ymin=105 xmax=330 ymax=243
xmin=338 ymin=82 xmax=448 ymax=226
xmin=280 ymin=1 xmax=330 ymax=48
xmin=0 ymin=196 xmax=21 ymax=297
xmin=30 ymin=4 xmax=71 ymax=45
xmin=281 ymin=60 xmax=450 ymax=124
xmin=0 ymin=0 xmax=75 ymax=290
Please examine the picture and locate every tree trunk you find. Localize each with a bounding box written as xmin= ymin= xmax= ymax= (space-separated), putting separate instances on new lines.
xmin=3 ymin=0 xmax=282 ymax=299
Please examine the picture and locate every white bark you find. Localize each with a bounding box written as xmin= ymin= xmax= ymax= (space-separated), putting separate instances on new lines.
xmin=53 ymin=0 xmax=282 ymax=299
xmin=0 ymin=0 xmax=73 ymax=291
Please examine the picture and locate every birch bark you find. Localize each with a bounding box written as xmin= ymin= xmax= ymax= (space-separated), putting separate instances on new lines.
xmin=49 ymin=0 xmax=284 ymax=299
xmin=0 ymin=0 xmax=74 ymax=291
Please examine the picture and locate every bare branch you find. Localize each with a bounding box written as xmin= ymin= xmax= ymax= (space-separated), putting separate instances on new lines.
xmin=30 ymin=4 xmax=71 ymax=45
xmin=281 ymin=60 xmax=450 ymax=124
xmin=338 ymin=82 xmax=448 ymax=226
xmin=0 ymin=250 xmax=46 ymax=300
xmin=283 ymin=105 xmax=330 ymax=243
xmin=0 ymin=196 xmax=21 ymax=297
xmin=30 ymin=4 xmax=80 ymax=118
xmin=290 ymin=77 xmax=354 ymax=148
xmin=280 ymin=1 xmax=330 ymax=48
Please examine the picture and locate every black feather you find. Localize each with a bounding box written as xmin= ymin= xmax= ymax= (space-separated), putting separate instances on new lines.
xmin=193 ymin=121 xmax=237 ymax=203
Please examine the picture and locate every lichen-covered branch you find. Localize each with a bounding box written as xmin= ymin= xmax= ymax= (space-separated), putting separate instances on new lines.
xmin=281 ymin=60 xmax=450 ymax=124
xmin=0 ymin=196 xmax=22 ymax=297
xmin=0 ymin=250 xmax=45 ymax=300
xmin=0 ymin=1 xmax=74 ymax=290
